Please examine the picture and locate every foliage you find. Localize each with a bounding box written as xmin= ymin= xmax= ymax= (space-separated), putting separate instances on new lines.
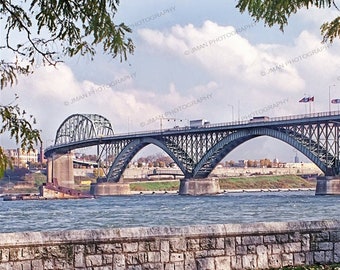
xmin=236 ymin=0 xmax=340 ymax=42
xmin=0 ymin=100 xmax=41 ymax=177
xmin=0 ymin=1 xmax=134 ymax=176
xmin=279 ymin=264 xmax=340 ymax=269
xmin=1 ymin=0 xmax=134 ymax=89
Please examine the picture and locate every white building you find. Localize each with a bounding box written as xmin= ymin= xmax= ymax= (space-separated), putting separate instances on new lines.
xmin=5 ymin=148 xmax=38 ymax=167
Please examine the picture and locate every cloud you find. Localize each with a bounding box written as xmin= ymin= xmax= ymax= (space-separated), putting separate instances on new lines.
xmin=139 ymin=20 xmax=340 ymax=116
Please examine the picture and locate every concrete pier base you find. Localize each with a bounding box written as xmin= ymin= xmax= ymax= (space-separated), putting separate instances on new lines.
xmin=90 ymin=182 xmax=130 ymax=196
xmin=179 ymin=178 xmax=220 ymax=195
xmin=315 ymin=176 xmax=340 ymax=195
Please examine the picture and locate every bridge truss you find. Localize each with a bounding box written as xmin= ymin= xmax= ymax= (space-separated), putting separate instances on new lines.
xmin=46 ymin=112 xmax=340 ymax=182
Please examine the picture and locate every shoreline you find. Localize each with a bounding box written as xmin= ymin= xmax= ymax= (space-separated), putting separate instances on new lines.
xmin=130 ymin=187 xmax=315 ymax=195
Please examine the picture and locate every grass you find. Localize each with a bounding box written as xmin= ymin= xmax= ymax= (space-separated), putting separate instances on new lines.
xmin=129 ymin=175 xmax=316 ymax=192
xmin=130 ymin=181 xmax=179 ymax=191
xmin=219 ymin=175 xmax=315 ymax=190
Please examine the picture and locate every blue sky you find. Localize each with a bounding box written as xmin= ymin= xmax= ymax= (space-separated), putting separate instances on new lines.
xmin=1 ymin=1 xmax=340 ymax=162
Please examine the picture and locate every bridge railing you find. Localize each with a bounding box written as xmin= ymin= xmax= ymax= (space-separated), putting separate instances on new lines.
xmin=46 ymin=110 xmax=340 ymax=149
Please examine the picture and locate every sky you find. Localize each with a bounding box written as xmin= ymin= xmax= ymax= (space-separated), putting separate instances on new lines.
xmin=1 ymin=1 xmax=340 ymax=163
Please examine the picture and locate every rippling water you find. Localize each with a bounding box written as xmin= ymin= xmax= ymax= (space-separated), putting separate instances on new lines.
xmin=0 ymin=191 xmax=339 ymax=233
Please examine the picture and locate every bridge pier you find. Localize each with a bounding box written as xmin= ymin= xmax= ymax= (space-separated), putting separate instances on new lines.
xmin=315 ymin=176 xmax=340 ymax=195
xmin=90 ymin=182 xmax=130 ymax=196
xmin=47 ymin=153 xmax=74 ymax=187
xmin=179 ymin=178 xmax=220 ymax=195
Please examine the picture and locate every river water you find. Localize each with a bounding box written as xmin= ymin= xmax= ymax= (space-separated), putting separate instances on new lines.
xmin=0 ymin=191 xmax=339 ymax=233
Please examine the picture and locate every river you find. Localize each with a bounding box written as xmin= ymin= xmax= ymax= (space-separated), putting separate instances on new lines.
xmin=0 ymin=191 xmax=339 ymax=233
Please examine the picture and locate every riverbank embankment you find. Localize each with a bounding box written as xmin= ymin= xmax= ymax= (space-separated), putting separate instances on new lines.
xmin=0 ymin=220 xmax=339 ymax=269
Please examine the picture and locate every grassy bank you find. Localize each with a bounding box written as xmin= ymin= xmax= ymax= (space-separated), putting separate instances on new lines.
xmin=219 ymin=175 xmax=315 ymax=190
xmin=129 ymin=175 xmax=316 ymax=192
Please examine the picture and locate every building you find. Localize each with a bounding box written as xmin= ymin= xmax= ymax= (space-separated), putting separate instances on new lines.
xmin=5 ymin=148 xmax=38 ymax=167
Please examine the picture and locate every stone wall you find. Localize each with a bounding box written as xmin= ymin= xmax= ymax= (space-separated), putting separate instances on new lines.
xmin=0 ymin=220 xmax=339 ymax=270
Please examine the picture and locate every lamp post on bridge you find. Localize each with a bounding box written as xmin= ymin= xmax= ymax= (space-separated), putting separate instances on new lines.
xmin=227 ymin=104 xmax=234 ymax=122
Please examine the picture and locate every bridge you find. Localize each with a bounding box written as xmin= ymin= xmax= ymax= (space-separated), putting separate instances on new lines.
xmin=45 ymin=112 xmax=340 ymax=195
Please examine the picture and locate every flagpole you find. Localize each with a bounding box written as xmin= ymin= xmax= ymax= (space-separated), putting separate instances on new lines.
xmin=329 ymin=84 xmax=336 ymax=113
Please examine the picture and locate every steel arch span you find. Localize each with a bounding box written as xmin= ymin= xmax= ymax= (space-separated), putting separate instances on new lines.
xmin=193 ymin=128 xmax=332 ymax=178
xmin=106 ymin=138 xmax=190 ymax=182
xmin=105 ymin=127 xmax=334 ymax=182
xmin=46 ymin=111 xmax=340 ymax=181
xmin=55 ymin=114 xmax=114 ymax=145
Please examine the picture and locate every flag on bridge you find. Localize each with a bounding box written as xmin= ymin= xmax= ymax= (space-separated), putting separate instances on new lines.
xmin=299 ymin=96 xmax=314 ymax=103
xmin=331 ymin=99 xmax=340 ymax=104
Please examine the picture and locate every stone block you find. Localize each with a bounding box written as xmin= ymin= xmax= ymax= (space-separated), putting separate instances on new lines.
xmin=305 ymin=251 xmax=314 ymax=265
xmin=263 ymin=235 xmax=276 ymax=244
xmin=236 ymin=245 xmax=247 ymax=255
xmin=196 ymin=257 xmax=215 ymax=270
xmin=54 ymin=258 xmax=74 ymax=269
xmin=242 ymin=254 xmax=257 ymax=269
xmin=139 ymin=240 xmax=160 ymax=252
xmin=215 ymin=256 xmax=231 ymax=270
xmin=85 ymin=243 xmax=96 ymax=255
xmin=103 ymin=254 xmax=113 ymax=265
xmin=31 ymin=259 xmax=44 ymax=269
xmin=207 ymin=249 xmax=224 ymax=257
xmin=283 ymin=242 xmax=301 ymax=253
xmin=0 ymin=249 xmax=9 ymax=262
xmin=257 ymin=245 xmax=268 ymax=269
xmin=126 ymin=253 xmax=147 ymax=265
xmin=302 ymin=234 xmax=310 ymax=251
xmin=97 ymin=243 xmax=122 ymax=253
xmin=169 ymin=238 xmax=186 ymax=252
xmin=293 ymin=252 xmax=305 ymax=265
xmin=314 ymin=251 xmax=325 ymax=263
xmin=276 ymin=234 xmax=289 ymax=243
xmin=164 ymin=263 xmax=175 ymax=270
xmin=268 ymin=254 xmax=281 ymax=269
xmin=247 ymin=245 xmax=256 ymax=254
xmin=184 ymin=252 xmax=196 ymax=270
xmin=123 ymin=243 xmax=138 ymax=253
xmin=335 ymin=243 xmax=340 ymax=263
xmin=318 ymin=241 xmax=333 ymax=250
xmin=216 ymin=237 xmax=225 ymax=249
xmin=11 ymin=261 xmax=31 ymax=270
xmin=325 ymin=251 xmax=333 ymax=263
xmin=289 ymin=232 xmax=302 ymax=242
xmin=282 ymin=253 xmax=293 ymax=266
xmin=271 ymin=244 xmax=283 ymax=254
xmin=44 ymin=258 xmax=54 ymax=270
xmin=127 ymin=265 xmax=142 ymax=270
xmin=170 ymin=253 xmax=184 ymax=262
xmin=330 ymin=231 xmax=340 ymax=241
xmin=160 ymin=241 xmax=170 ymax=262
xmin=200 ymin=237 xmax=216 ymax=250
xmin=113 ymin=254 xmax=126 ymax=270
xmin=187 ymin=239 xmax=200 ymax=251
xmin=75 ymin=251 xmax=85 ymax=268
xmin=147 ymin=251 xmax=161 ymax=263
xmin=242 ymin=235 xmax=263 ymax=245
xmin=195 ymin=250 xmax=208 ymax=258
xmin=230 ymin=255 xmax=243 ymax=270
xmin=312 ymin=232 xmax=330 ymax=242
xmin=86 ymin=254 xmax=103 ymax=267
xmin=225 ymin=237 xmax=236 ymax=256
xmin=141 ymin=262 xmax=163 ymax=269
